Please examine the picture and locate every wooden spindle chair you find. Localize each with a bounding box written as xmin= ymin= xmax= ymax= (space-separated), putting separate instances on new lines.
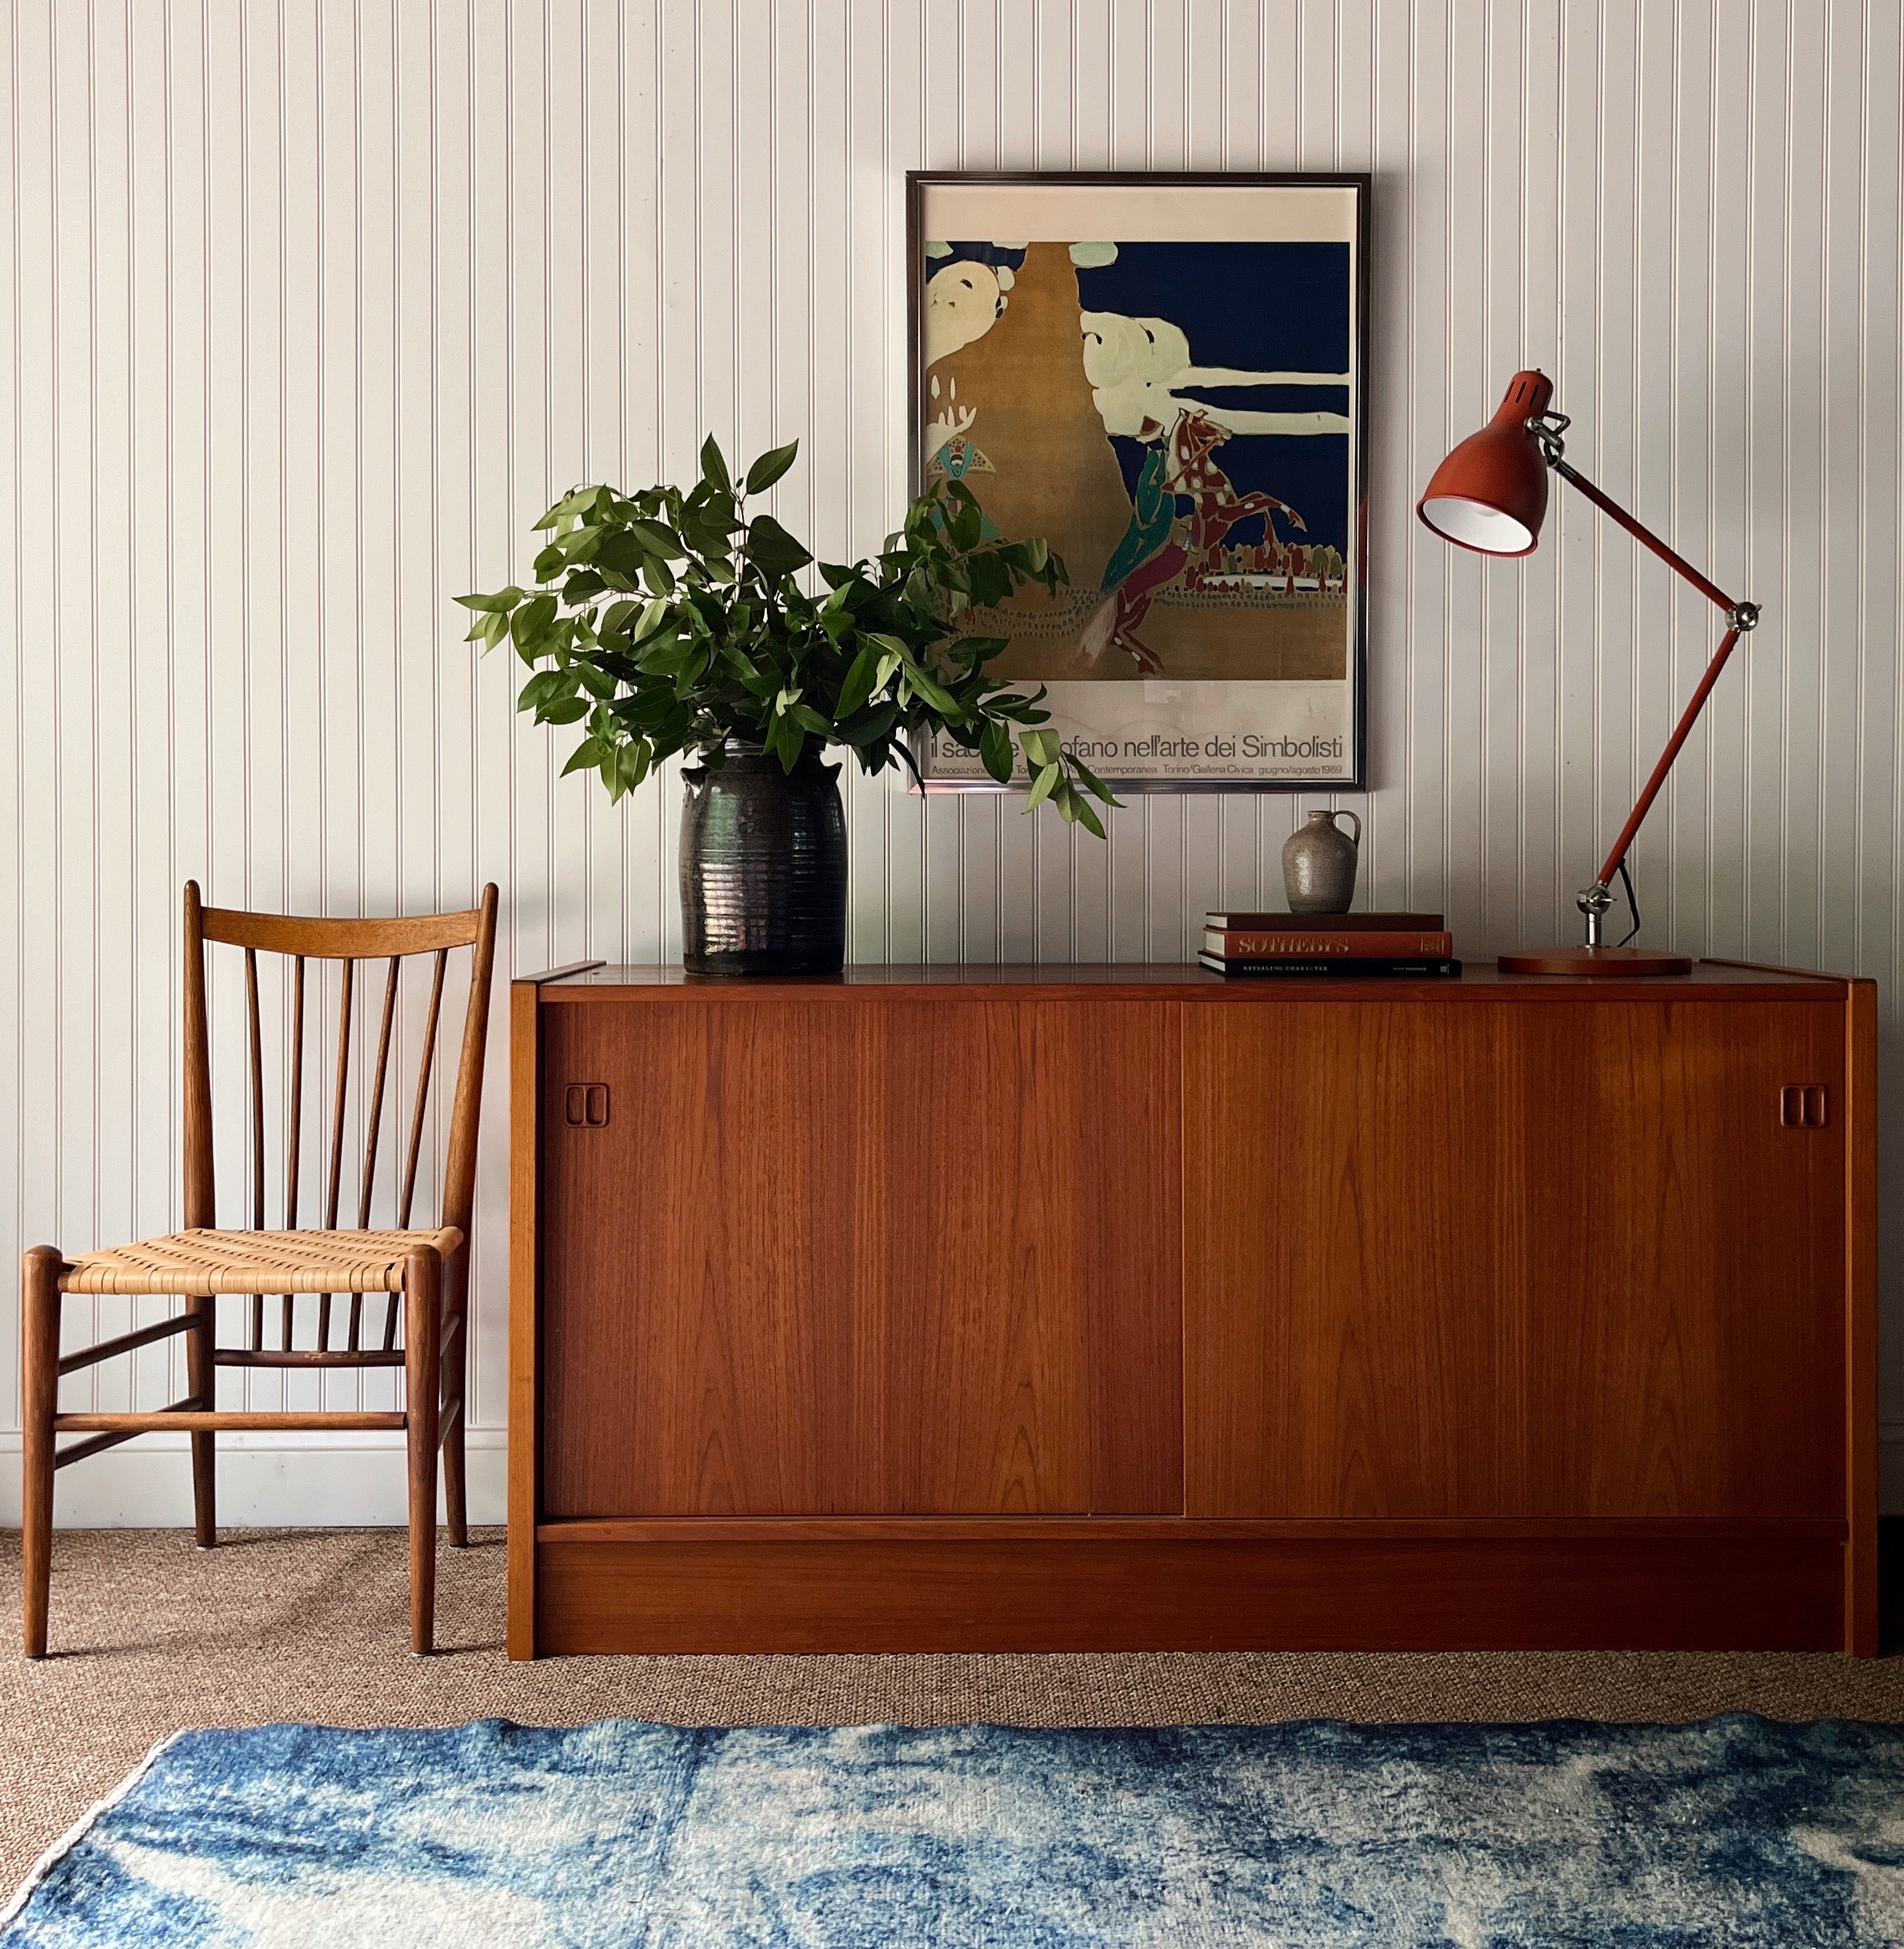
xmin=20 ymin=881 xmax=499 ymax=1657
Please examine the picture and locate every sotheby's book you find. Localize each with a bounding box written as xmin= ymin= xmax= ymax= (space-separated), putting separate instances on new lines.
xmin=1203 ymin=927 xmax=1454 ymax=960
xmin=1198 ymin=952 xmax=1463 ymax=978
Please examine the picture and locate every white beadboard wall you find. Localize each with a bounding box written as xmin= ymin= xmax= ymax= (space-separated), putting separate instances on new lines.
xmin=5 ymin=0 xmax=1903 ymax=1526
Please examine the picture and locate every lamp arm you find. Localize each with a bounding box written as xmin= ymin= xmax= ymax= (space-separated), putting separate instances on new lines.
xmin=1548 ymin=457 xmax=1741 ymax=617
xmin=1590 ymin=622 xmax=1743 ymax=894
xmin=1541 ymin=451 xmax=1760 ymax=944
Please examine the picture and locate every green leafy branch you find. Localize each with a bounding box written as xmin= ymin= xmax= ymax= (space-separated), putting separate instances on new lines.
xmin=457 ymin=435 xmax=1121 ymax=836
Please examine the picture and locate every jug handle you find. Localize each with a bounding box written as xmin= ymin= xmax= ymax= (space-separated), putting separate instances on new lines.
xmin=1332 ymin=807 xmax=1362 ymax=849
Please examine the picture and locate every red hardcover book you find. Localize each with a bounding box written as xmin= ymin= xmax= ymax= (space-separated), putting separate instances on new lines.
xmin=1204 ymin=910 xmax=1444 ymax=932
xmin=1198 ymin=953 xmax=1462 ymax=978
xmin=1204 ymin=927 xmax=1455 ymax=960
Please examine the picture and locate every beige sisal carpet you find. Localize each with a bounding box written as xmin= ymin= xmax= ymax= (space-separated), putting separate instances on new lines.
xmin=4 ymin=1526 xmax=1904 ymax=1896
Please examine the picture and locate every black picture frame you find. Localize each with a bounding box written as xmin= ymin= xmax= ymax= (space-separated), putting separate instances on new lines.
xmin=906 ymin=171 xmax=1370 ymax=794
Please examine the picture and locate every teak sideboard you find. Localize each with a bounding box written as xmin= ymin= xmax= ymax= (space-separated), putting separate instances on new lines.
xmin=507 ymin=962 xmax=1877 ymax=1659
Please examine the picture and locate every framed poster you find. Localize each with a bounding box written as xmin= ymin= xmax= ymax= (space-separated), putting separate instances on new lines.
xmin=908 ymin=172 xmax=1368 ymax=792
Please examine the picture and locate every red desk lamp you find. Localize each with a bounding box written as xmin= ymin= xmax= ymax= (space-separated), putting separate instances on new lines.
xmin=1417 ymin=370 xmax=1760 ymax=975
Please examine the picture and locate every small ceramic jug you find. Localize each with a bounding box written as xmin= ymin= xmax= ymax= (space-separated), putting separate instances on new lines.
xmin=1282 ymin=808 xmax=1361 ymax=914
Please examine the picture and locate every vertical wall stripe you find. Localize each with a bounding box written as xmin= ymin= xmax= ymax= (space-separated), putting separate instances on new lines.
xmin=7 ymin=0 xmax=1904 ymax=1511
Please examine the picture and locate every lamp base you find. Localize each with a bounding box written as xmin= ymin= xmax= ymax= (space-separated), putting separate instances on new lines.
xmin=1497 ymin=945 xmax=1693 ymax=977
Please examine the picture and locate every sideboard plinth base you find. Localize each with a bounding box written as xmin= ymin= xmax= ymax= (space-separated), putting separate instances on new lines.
xmin=526 ymin=1521 xmax=1847 ymax=1657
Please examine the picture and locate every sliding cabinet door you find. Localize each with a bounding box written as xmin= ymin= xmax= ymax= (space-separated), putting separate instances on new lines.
xmin=540 ymin=997 xmax=1182 ymax=1516
xmin=1182 ymin=997 xmax=1846 ymax=1521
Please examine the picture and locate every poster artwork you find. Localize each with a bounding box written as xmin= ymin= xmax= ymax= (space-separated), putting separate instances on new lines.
xmin=911 ymin=177 xmax=1367 ymax=790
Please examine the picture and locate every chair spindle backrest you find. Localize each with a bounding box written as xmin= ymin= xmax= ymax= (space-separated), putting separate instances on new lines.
xmin=182 ymin=882 xmax=499 ymax=1357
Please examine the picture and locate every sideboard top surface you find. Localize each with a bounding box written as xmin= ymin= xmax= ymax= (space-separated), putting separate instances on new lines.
xmin=521 ymin=959 xmax=1852 ymax=1003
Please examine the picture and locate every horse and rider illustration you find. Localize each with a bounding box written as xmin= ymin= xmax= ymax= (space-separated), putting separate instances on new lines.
xmin=1091 ymin=408 xmax=1308 ymax=674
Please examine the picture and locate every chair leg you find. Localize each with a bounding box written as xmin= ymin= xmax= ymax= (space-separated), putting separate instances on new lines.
xmin=21 ymin=1248 xmax=62 ymax=1659
xmin=442 ymin=1264 xmax=468 ymax=1549
xmin=442 ymin=1399 xmax=468 ymax=1550
xmin=404 ymin=1247 xmax=441 ymax=1654
xmin=184 ymin=1295 xmax=216 ymax=1547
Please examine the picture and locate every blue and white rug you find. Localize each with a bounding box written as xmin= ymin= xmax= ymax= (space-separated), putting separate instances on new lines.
xmin=5 ymin=1714 xmax=1903 ymax=1945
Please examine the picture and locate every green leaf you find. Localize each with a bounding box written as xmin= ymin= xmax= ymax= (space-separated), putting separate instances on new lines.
xmin=593 ymin=530 xmax=646 ymax=581
xmin=950 ymin=499 xmax=983 ymax=553
xmin=455 ymin=587 xmax=523 ymax=614
xmin=1025 ymin=761 xmax=1061 ymax=812
xmin=902 ymin=664 xmax=959 ymax=716
xmin=541 ymin=696 xmax=589 ymax=725
xmin=1053 ymin=780 xmax=1107 ymax=837
xmin=743 ymin=439 xmax=799 ymax=495
xmin=635 ymin=633 xmax=689 ymax=675
xmin=628 ymin=519 xmax=683 ymax=556
xmin=510 ymin=594 xmax=558 ymax=651
xmin=1068 ymin=750 xmax=1119 ymax=805
xmin=948 ymin=634 xmax=1009 ymax=668
xmin=632 ymin=596 xmax=672 ymax=643
xmin=746 ymin=514 xmax=814 ymax=579
xmin=533 ymin=486 xmax=600 ymax=531
xmin=562 ymin=738 xmax=604 ymax=776
xmin=834 ymin=700 xmax=899 ymax=747
xmin=979 ymin=718 xmax=1013 ymax=784
xmin=835 ymin=645 xmax=878 ymax=719
xmin=642 ymin=555 xmax=676 ymax=596
xmin=700 ymin=434 xmax=732 ymax=495
xmin=673 ymin=646 xmax=711 ymax=697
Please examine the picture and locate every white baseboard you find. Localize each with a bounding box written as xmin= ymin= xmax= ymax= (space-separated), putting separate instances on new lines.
xmin=0 ymin=1428 xmax=507 ymax=1528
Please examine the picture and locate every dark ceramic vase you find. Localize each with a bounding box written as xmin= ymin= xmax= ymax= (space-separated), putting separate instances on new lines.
xmin=679 ymin=739 xmax=847 ymax=975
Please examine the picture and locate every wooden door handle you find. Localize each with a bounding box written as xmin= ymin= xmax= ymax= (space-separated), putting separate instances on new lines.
xmin=1779 ymin=1084 xmax=1828 ymax=1129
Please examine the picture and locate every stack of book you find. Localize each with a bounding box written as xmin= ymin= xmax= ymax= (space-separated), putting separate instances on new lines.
xmin=1198 ymin=911 xmax=1459 ymax=978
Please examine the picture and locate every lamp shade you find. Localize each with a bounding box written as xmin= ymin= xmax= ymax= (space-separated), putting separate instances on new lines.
xmin=1417 ymin=369 xmax=1555 ymax=556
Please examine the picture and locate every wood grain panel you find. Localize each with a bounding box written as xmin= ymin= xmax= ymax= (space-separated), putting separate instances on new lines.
xmin=1183 ymin=1002 xmax=1523 ymax=1517
xmin=1519 ymin=1002 xmax=1847 ymax=1518
xmin=540 ymin=1000 xmax=868 ymax=1516
xmin=535 ymin=1525 xmax=1843 ymax=1654
xmin=1184 ymin=998 xmax=1848 ymax=1523
xmin=539 ymin=997 xmax=1180 ymax=1517
xmin=868 ymin=1001 xmax=1181 ymax=1515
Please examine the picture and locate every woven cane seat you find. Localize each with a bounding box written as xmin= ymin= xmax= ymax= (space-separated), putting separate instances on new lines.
xmin=59 ymin=1227 xmax=464 ymax=1297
